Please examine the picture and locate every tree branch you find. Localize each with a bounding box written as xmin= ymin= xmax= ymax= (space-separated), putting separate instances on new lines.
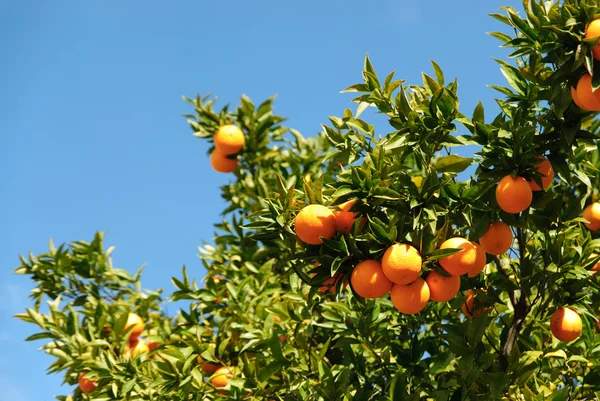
xmin=498 ymin=225 xmax=530 ymax=373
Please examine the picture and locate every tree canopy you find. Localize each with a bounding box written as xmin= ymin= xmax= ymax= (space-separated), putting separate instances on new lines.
xmin=14 ymin=1 xmax=600 ymax=400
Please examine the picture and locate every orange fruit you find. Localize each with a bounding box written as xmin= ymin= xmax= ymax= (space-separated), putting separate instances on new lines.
xmin=583 ymin=202 xmax=600 ymax=231
xmin=213 ymin=125 xmax=245 ymax=155
xmin=124 ymin=313 xmax=144 ymax=339
xmin=334 ymin=200 xmax=362 ymax=234
xmin=590 ymin=253 xmax=600 ymax=273
xmin=147 ymin=341 xmax=161 ymax=352
xmin=550 ymin=307 xmax=582 ymax=342
xmin=496 ymin=175 xmax=532 ymax=214
xmin=350 ymin=260 xmax=392 ymax=298
xmin=438 ymin=238 xmax=482 ymax=276
xmin=294 ymin=204 xmax=337 ymax=245
xmin=585 ymin=19 xmax=600 ymax=60
xmin=461 ymin=289 xmax=488 ymax=317
xmin=571 ymin=86 xmax=589 ymax=110
xmin=576 ymin=74 xmax=600 ymax=111
xmin=126 ymin=337 xmax=150 ymax=357
xmin=390 ymin=277 xmax=430 ymax=314
xmin=78 ymin=372 xmax=98 ymax=394
xmin=279 ymin=335 xmax=288 ymax=342
xmin=211 ymin=366 xmax=234 ymax=388
xmin=479 ymin=221 xmax=513 ymax=255
xmin=528 ymin=156 xmax=554 ymax=191
xmin=197 ymin=356 xmax=221 ymax=373
xmin=466 ymin=242 xmax=487 ymax=278
xmin=210 ymin=149 xmax=238 ymax=173
xmin=381 ymin=243 xmax=422 ymax=284
xmin=318 ymin=273 xmax=347 ymax=294
xmin=426 ymin=270 xmax=460 ymax=302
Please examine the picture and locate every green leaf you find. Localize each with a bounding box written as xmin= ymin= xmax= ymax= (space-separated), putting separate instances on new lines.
xmin=434 ymin=155 xmax=473 ymax=174
xmin=390 ymin=370 xmax=408 ymax=401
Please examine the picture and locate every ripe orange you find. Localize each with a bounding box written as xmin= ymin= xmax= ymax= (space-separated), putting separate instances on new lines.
xmin=571 ymin=86 xmax=589 ymax=110
xmin=381 ymin=243 xmax=422 ymax=284
xmin=576 ymin=74 xmax=600 ymax=111
xmin=589 ymin=253 xmax=600 ymax=273
xmin=214 ymin=125 xmax=245 ymax=155
xmin=583 ymin=202 xmax=600 ymax=231
xmin=294 ymin=204 xmax=337 ymax=245
xmin=585 ymin=19 xmax=600 ymax=60
xmin=479 ymin=221 xmax=513 ymax=255
xmin=147 ymin=341 xmax=161 ymax=352
xmin=438 ymin=238 xmax=482 ymax=276
xmin=461 ymin=289 xmax=488 ymax=318
xmin=466 ymin=242 xmax=487 ymax=278
xmin=350 ymin=260 xmax=392 ymax=298
xmin=211 ymin=366 xmax=234 ymax=388
xmin=496 ymin=175 xmax=532 ymax=214
xmin=197 ymin=356 xmax=221 ymax=373
xmin=528 ymin=156 xmax=554 ymax=191
xmin=318 ymin=273 xmax=347 ymax=294
xmin=334 ymin=200 xmax=363 ymax=234
xmin=426 ymin=270 xmax=460 ymax=302
xmin=390 ymin=277 xmax=430 ymax=314
xmin=126 ymin=338 xmax=150 ymax=357
xmin=279 ymin=335 xmax=288 ymax=342
xmin=124 ymin=313 xmax=144 ymax=339
xmin=78 ymin=372 xmax=97 ymax=394
xmin=550 ymin=307 xmax=582 ymax=342
xmin=210 ymin=149 xmax=238 ymax=173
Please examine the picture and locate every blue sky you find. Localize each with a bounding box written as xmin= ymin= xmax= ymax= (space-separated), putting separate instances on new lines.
xmin=1 ymin=1 xmax=513 ymax=399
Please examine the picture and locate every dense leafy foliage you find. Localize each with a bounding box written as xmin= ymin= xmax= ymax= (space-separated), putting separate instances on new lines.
xmin=14 ymin=1 xmax=600 ymax=400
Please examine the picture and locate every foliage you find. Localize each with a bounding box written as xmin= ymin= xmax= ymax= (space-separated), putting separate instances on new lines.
xmin=14 ymin=1 xmax=600 ymax=400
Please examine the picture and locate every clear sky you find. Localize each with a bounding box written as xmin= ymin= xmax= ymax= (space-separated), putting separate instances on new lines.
xmin=1 ymin=1 xmax=513 ymax=399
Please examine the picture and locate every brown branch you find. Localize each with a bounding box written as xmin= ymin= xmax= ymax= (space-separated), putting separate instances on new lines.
xmin=498 ymin=224 xmax=530 ymax=373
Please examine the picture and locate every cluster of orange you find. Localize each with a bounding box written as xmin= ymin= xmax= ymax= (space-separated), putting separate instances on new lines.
xmin=78 ymin=313 xmax=147 ymax=394
xmin=294 ymin=190 xmax=600 ymax=342
xmin=293 ymin=200 xmax=516 ymax=315
xmin=570 ymin=20 xmax=600 ymax=111
xmin=197 ymin=356 xmax=235 ymax=392
xmin=209 ymin=125 xmax=245 ymax=173
xmin=79 ymin=313 xmax=236 ymax=394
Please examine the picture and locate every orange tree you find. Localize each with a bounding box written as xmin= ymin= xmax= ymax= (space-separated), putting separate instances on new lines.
xmin=13 ymin=1 xmax=600 ymax=400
